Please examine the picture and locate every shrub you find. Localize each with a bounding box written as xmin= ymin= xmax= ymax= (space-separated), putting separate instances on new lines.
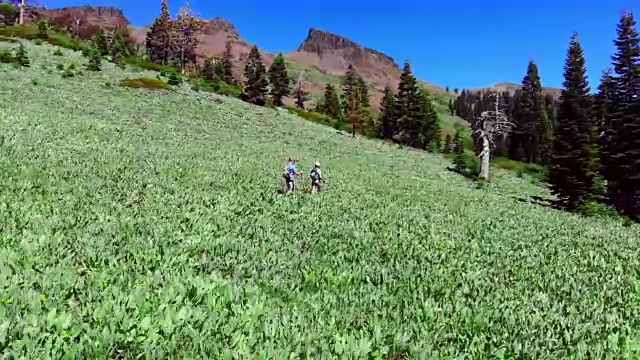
xmin=0 ymin=48 xmax=17 ymax=64
xmin=14 ymin=43 xmax=29 ymax=67
xmin=53 ymin=49 xmax=63 ymax=56
xmin=582 ymin=201 xmax=620 ymax=219
xmin=216 ymin=82 xmax=242 ymax=98
xmin=120 ymin=78 xmax=171 ymax=91
xmin=465 ymin=153 xmax=481 ymax=178
xmin=85 ymin=46 xmax=101 ymax=72
xmin=0 ymin=3 xmax=17 ymax=26
xmin=36 ymin=20 xmax=49 ymax=39
xmin=61 ymin=69 xmax=75 ymax=78
xmin=284 ymin=106 xmax=335 ymax=127
xmin=160 ymin=67 xmax=183 ymax=86
xmin=123 ymin=57 xmax=170 ymax=72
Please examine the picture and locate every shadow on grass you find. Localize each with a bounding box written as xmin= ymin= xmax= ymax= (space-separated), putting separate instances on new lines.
xmin=513 ymin=195 xmax=559 ymax=210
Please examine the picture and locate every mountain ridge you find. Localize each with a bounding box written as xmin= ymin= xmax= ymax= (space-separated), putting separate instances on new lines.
xmin=25 ymin=5 xmax=557 ymax=107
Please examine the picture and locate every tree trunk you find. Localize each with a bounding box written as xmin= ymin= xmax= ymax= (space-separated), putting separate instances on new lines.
xmin=352 ymin=123 xmax=355 ymax=138
xmin=481 ymin=135 xmax=490 ymax=181
xmin=19 ymin=0 xmax=24 ymax=25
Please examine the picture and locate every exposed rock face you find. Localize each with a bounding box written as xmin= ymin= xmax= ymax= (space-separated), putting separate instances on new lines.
xmin=290 ymin=28 xmax=402 ymax=90
xmin=297 ymin=28 xmax=397 ymax=71
xmin=474 ymin=82 xmax=562 ymax=98
xmin=28 ymin=6 xmax=129 ymax=30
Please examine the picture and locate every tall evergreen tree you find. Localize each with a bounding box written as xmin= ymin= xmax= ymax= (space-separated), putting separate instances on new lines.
xmin=344 ymin=86 xmax=366 ymax=137
xmin=508 ymin=89 xmax=523 ymax=159
xmin=295 ymin=81 xmax=309 ymax=109
xmin=512 ymin=61 xmax=550 ymax=163
xmin=606 ymin=12 xmax=640 ymax=217
xmin=395 ymin=60 xmax=422 ymax=147
xmin=355 ymin=75 xmax=372 ymax=131
xmin=319 ymin=83 xmax=342 ymax=120
xmin=377 ymin=85 xmax=396 ymax=140
xmin=268 ymin=53 xmax=291 ymax=107
xmin=452 ymin=127 xmax=467 ymax=174
xmin=174 ymin=2 xmax=202 ymax=72
xmin=201 ymin=56 xmax=217 ymax=83
xmin=548 ymin=33 xmax=599 ymax=211
xmin=341 ymin=64 xmax=360 ymax=116
xmin=594 ymin=68 xmax=615 ymax=179
xmin=220 ymin=41 xmax=235 ymax=84
xmin=242 ymin=45 xmax=268 ymax=106
xmin=419 ymin=88 xmax=441 ymax=151
xmin=145 ymin=0 xmax=175 ymax=65
xmin=91 ymin=29 xmax=109 ymax=56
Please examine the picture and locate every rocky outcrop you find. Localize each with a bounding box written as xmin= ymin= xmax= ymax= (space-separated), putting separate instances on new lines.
xmin=297 ymin=28 xmax=397 ymax=71
xmin=474 ymin=82 xmax=562 ymax=98
xmin=291 ymin=28 xmax=401 ymax=85
xmin=28 ymin=6 xmax=129 ymax=30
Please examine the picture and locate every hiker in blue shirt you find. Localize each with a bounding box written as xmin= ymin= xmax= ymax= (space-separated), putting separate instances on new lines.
xmin=283 ymin=157 xmax=302 ymax=193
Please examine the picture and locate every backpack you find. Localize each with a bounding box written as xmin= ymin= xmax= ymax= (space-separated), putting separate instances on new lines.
xmin=310 ymin=167 xmax=320 ymax=181
xmin=283 ymin=167 xmax=291 ymax=180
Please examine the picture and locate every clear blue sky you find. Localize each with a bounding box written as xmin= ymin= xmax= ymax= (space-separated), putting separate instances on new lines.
xmin=43 ymin=0 xmax=639 ymax=90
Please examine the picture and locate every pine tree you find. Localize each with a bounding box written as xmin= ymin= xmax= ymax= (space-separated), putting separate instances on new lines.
xmin=145 ymin=0 xmax=175 ymax=65
xmin=295 ymin=81 xmax=309 ymax=109
xmin=36 ymin=19 xmax=48 ymax=39
xmin=13 ymin=43 xmax=29 ymax=67
xmin=340 ymin=64 xmax=360 ymax=117
xmin=594 ymin=68 xmax=615 ymax=180
xmin=268 ymin=52 xmax=291 ymax=107
xmin=85 ymin=45 xmax=101 ymax=71
xmin=356 ymin=76 xmax=370 ymax=109
xmin=548 ymin=32 xmax=599 ymax=211
xmin=345 ymin=86 xmax=366 ymax=137
xmin=109 ymin=31 xmax=131 ymax=58
xmin=242 ymin=45 xmax=268 ymax=106
xmin=109 ymin=32 xmax=129 ymax=68
xmin=220 ymin=41 xmax=235 ymax=84
xmin=91 ymin=30 xmax=109 ymax=56
xmin=606 ymin=12 xmax=640 ymax=217
xmin=395 ymin=60 xmax=422 ymax=147
xmin=174 ymin=2 xmax=202 ymax=72
xmin=355 ymin=75 xmax=372 ymax=130
xmin=513 ymin=61 xmax=550 ymax=163
xmin=419 ymin=88 xmax=441 ymax=152
xmin=536 ymin=90 xmax=553 ymax=165
xmin=443 ymin=133 xmax=453 ymax=153
xmin=377 ymin=85 xmax=396 ymax=140
xmin=452 ymin=127 xmax=467 ymax=173
xmin=320 ymin=83 xmax=342 ymax=120
xmin=508 ymin=89 xmax=523 ymax=159
xmin=201 ymin=57 xmax=218 ymax=83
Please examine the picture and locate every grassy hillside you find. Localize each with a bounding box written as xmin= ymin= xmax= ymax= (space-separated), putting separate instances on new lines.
xmin=3 ymin=40 xmax=640 ymax=358
xmin=282 ymin=55 xmax=467 ymax=133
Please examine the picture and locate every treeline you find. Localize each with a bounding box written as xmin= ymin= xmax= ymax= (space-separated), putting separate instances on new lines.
xmin=451 ymin=80 xmax=559 ymax=162
xmin=453 ymin=12 xmax=640 ymax=220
